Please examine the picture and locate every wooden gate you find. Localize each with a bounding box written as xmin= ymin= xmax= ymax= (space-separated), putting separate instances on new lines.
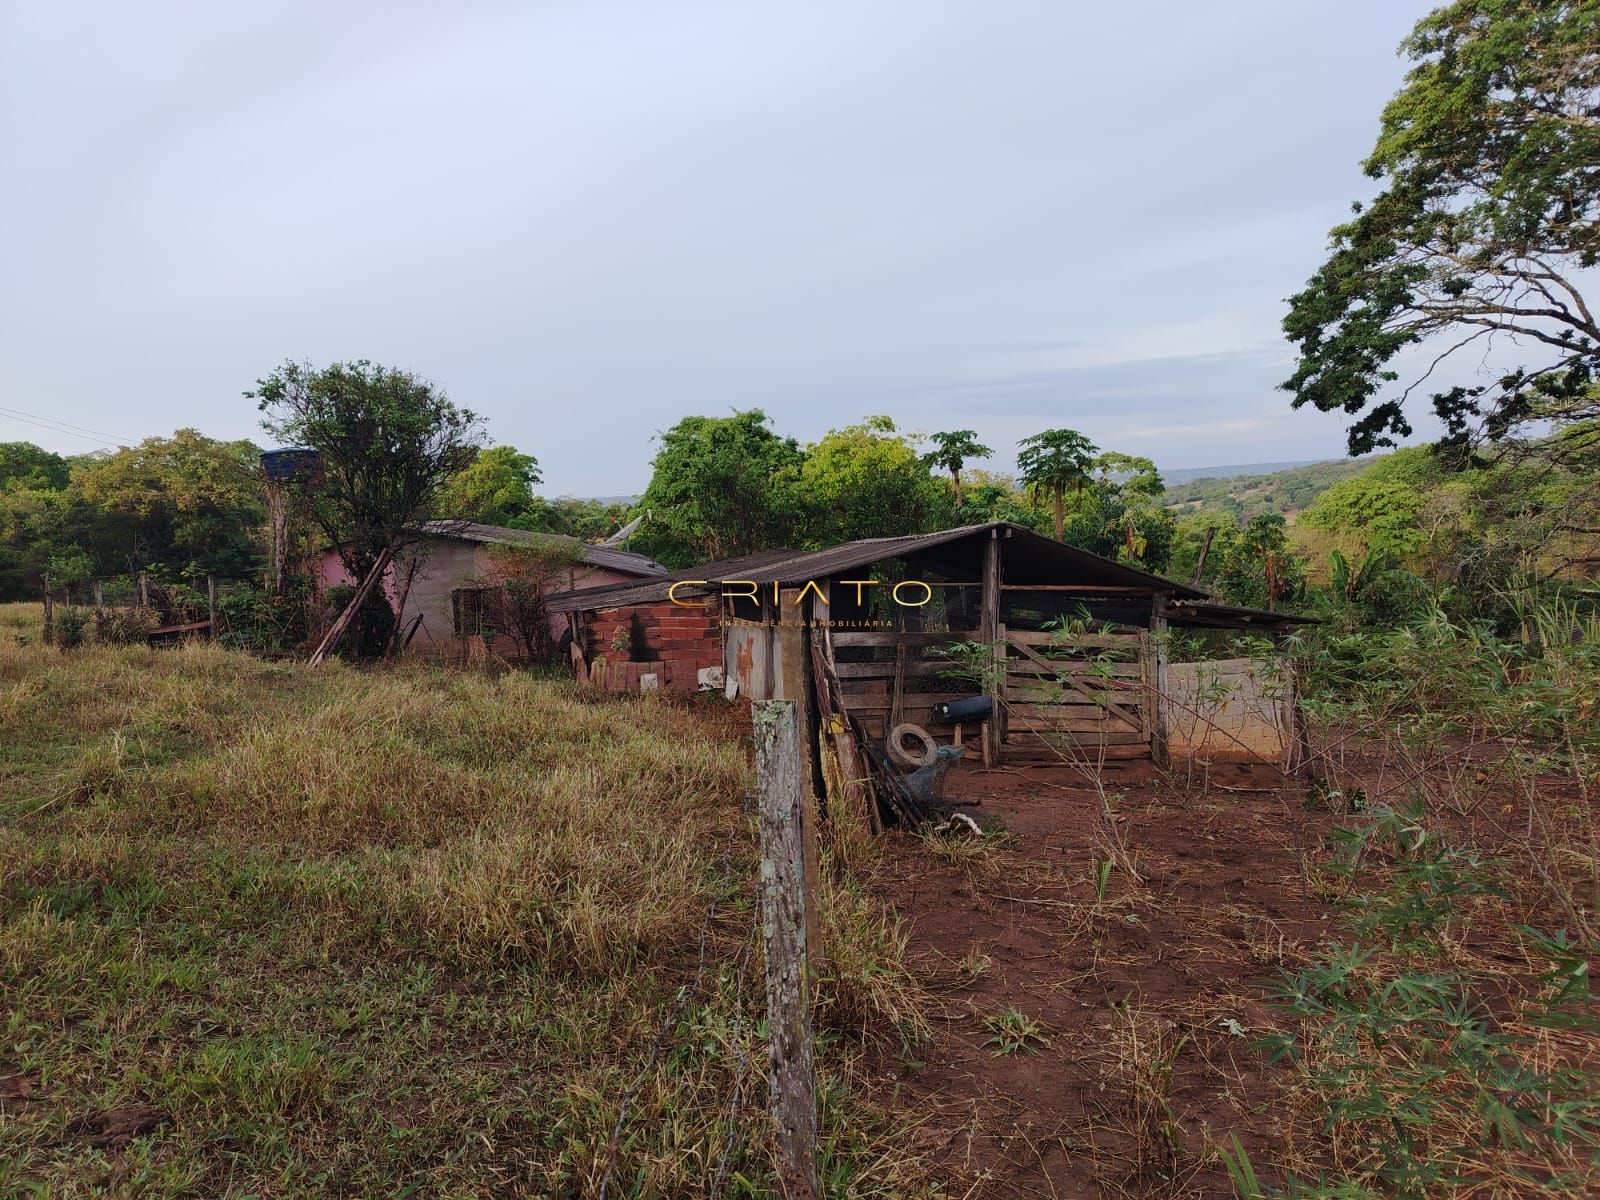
xmin=1002 ymin=628 xmax=1153 ymax=760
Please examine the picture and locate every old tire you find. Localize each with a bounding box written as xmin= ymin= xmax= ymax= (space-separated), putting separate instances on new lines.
xmin=887 ymin=722 xmax=938 ymax=769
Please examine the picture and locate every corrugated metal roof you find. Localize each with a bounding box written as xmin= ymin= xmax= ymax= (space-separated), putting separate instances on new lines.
xmin=545 ymin=547 xmax=799 ymax=612
xmin=547 ymin=521 xmax=1216 ymax=613
xmin=413 ymin=521 xmax=666 ymax=577
xmin=1165 ymin=599 xmax=1319 ymax=628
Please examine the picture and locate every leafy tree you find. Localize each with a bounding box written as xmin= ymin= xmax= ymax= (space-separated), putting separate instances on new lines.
xmin=1283 ymin=0 xmax=1600 ymax=457
xmin=437 ymin=445 xmax=542 ymax=526
xmin=475 ymin=539 xmax=584 ymax=665
xmin=1168 ymin=511 xmax=1239 ymax=588
xmin=1300 ymin=475 xmax=1428 ymax=557
xmin=70 ymin=429 xmax=265 ymax=579
xmin=1090 ymin=451 xmax=1164 ymax=498
xmin=959 ymin=469 xmax=1052 ymax=532
xmin=523 ymin=497 xmax=632 ymax=542
xmin=630 ymin=409 xmax=803 ymax=567
xmin=922 ymin=429 xmax=993 ymax=510
xmin=0 ymin=442 xmax=70 ymax=492
xmin=1016 ymin=428 xmax=1098 ymax=541
xmin=1218 ymin=514 xmax=1306 ymax=610
xmin=253 ymin=360 xmax=483 ymax=655
xmin=796 ymin=416 xmax=941 ymax=545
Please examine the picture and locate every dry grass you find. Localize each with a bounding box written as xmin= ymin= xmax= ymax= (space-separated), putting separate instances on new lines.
xmin=0 ymin=613 xmax=932 ymax=1198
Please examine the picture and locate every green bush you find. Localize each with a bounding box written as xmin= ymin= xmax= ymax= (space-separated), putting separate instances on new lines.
xmin=55 ymin=606 xmax=89 ymax=649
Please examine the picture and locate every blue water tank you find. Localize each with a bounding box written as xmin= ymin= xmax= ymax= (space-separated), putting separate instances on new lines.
xmin=260 ymin=448 xmax=322 ymax=484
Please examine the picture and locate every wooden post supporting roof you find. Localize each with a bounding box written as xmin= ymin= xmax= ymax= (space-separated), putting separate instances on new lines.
xmin=980 ymin=529 xmax=1002 ymax=766
xmin=1149 ymin=594 xmax=1170 ymax=767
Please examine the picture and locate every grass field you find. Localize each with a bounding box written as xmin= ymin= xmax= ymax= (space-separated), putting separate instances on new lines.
xmin=0 ymin=605 xmax=927 ymax=1198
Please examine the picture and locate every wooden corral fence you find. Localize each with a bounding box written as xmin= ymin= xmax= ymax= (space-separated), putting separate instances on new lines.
xmin=829 ymin=631 xmax=976 ymax=739
xmin=1002 ymin=627 xmax=1156 ymax=760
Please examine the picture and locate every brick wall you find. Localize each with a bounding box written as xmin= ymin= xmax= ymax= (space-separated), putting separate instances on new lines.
xmin=583 ymin=597 xmax=722 ymax=692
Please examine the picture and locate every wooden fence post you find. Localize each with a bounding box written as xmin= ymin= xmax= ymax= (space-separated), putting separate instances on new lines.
xmin=754 ymin=700 xmax=820 ymax=1200
xmin=93 ymin=581 xmax=103 ymax=612
xmin=207 ymin=576 xmax=217 ymax=634
xmin=42 ymin=586 xmax=54 ymax=646
xmin=1150 ymin=596 xmax=1171 ymax=767
xmin=137 ymin=571 xmax=149 ymax=609
xmin=980 ymin=530 xmax=1003 ymax=766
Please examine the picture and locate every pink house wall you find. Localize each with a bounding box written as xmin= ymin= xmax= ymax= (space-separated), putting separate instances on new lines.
xmin=314 ymin=539 xmax=644 ymax=656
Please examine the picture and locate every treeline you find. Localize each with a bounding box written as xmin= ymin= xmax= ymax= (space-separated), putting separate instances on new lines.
xmin=0 ymin=431 xmax=621 ymax=604
xmin=6 ymin=401 xmax=1594 ymax=635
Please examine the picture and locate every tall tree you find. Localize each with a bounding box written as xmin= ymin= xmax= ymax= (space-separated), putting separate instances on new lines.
xmin=0 ymin=442 xmax=70 ymax=492
xmin=437 ymin=445 xmax=542 ymax=527
xmin=252 ymin=360 xmax=482 ymax=654
xmin=631 ymin=409 xmax=803 ymax=567
xmin=1284 ymin=0 xmax=1599 ymax=457
xmin=70 ymin=429 xmax=265 ymax=579
xmin=797 ymin=416 xmax=942 ymax=544
xmin=922 ymin=429 xmax=993 ymax=510
xmin=1016 ymin=428 xmax=1098 ymax=541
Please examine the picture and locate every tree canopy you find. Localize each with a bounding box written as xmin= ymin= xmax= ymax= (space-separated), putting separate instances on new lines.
xmin=437 ymin=445 xmax=543 ymax=527
xmin=797 ymin=417 xmax=942 ymax=545
xmin=630 ymin=410 xmax=804 ymax=567
xmin=253 ymin=360 xmax=483 ymax=655
xmin=1283 ymin=0 xmax=1599 ymax=456
xmin=253 ymin=360 xmax=483 ymax=576
xmin=1016 ymin=428 xmax=1098 ymax=541
xmin=922 ymin=429 xmax=993 ymax=509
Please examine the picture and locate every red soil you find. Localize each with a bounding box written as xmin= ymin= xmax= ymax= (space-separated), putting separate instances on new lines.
xmin=865 ymin=757 xmax=1336 ymax=1198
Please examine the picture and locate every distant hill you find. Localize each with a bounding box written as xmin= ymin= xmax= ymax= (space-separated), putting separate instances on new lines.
xmin=1160 ymin=460 xmax=1326 ymax=486
xmin=1160 ymin=456 xmax=1380 ymax=521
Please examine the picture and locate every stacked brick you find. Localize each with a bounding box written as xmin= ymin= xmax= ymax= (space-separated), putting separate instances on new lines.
xmin=581 ymin=597 xmax=723 ymax=693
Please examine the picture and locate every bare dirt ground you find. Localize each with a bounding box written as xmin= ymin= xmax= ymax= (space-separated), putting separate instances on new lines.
xmin=863 ymin=756 xmax=1336 ymax=1199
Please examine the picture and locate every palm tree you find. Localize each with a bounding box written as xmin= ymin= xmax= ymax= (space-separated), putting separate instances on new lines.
xmin=922 ymin=430 xmax=993 ymax=510
xmin=1016 ymin=428 xmax=1098 ymax=541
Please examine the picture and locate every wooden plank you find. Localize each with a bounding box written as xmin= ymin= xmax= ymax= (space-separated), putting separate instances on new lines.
xmin=1005 ymin=715 xmax=1145 ymax=739
xmin=1007 ymin=680 xmax=1140 ymax=703
xmin=1004 ymin=661 xmax=1144 ymax=678
xmin=1002 ymin=702 xmax=1135 ymax=724
xmin=754 ymin=700 xmax=821 ymax=1200
xmin=777 ymin=586 xmax=821 ymax=969
xmin=1151 ymin=598 xmax=1170 ymax=766
xmin=1007 ymin=634 xmax=1142 ymax=728
xmin=310 ymin=547 xmax=392 ymax=666
xmin=837 ymin=682 xmax=971 ymax=701
xmin=888 ymin=644 xmax=906 ymax=731
xmin=980 ymin=531 xmax=1001 ymax=767
xmin=832 ymin=659 xmax=958 ymax=680
xmin=1006 ymin=629 xmax=1141 ymax=647
xmin=830 ymin=630 xmax=976 ymax=647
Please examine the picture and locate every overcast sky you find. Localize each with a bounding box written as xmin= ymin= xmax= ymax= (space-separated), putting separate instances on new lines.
xmin=1 ymin=1 xmax=1442 ymax=495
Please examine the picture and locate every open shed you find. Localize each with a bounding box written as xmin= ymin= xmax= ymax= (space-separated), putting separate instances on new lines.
xmin=548 ymin=522 xmax=1313 ymax=782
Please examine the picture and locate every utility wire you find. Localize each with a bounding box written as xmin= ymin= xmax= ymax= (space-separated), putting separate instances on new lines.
xmin=0 ymin=404 xmax=132 ymax=448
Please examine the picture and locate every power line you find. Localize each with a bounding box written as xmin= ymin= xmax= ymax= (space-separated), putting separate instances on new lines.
xmin=0 ymin=405 xmax=131 ymax=449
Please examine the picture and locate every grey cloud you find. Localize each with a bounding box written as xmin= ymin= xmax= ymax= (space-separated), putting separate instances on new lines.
xmin=1 ymin=1 xmax=1438 ymax=492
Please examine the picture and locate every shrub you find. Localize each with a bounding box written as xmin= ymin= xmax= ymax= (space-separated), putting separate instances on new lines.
xmin=94 ymin=606 xmax=155 ymax=645
xmin=55 ymin=607 xmax=89 ymax=649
